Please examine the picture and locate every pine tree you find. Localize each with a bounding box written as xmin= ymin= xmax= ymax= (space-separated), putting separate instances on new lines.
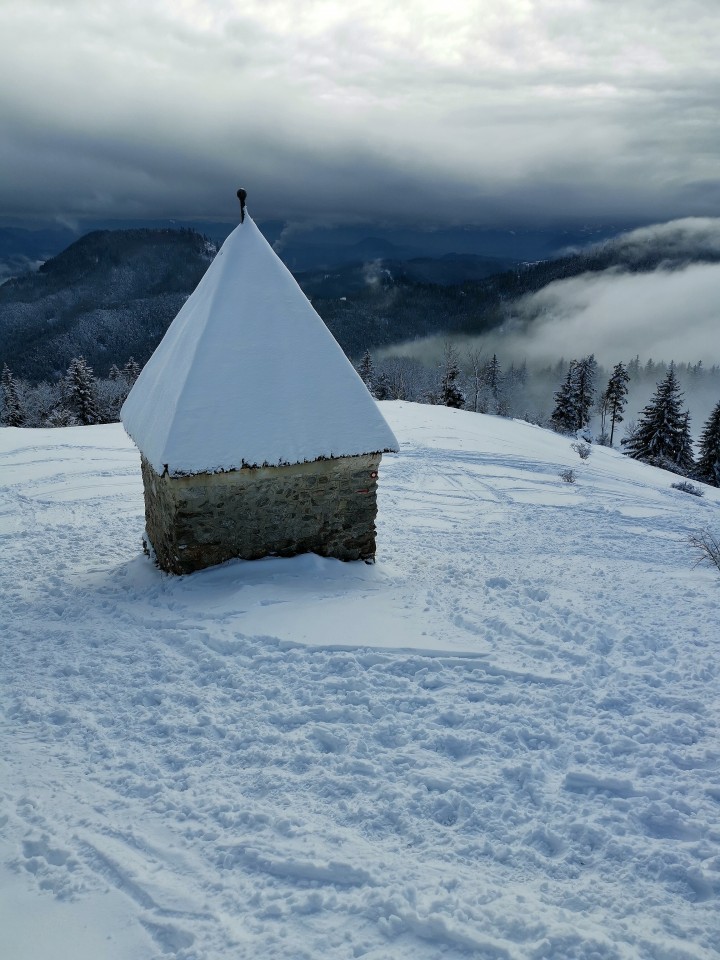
xmin=573 ymin=355 xmax=597 ymax=431
xmin=622 ymin=365 xmax=693 ymax=471
xmin=1 ymin=364 xmax=25 ymax=427
xmin=601 ymin=361 xmax=630 ymax=445
xmin=696 ymin=400 xmax=720 ymax=487
xmin=66 ymin=356 xmax=99 ymax=426
xmin=373 ymin=371 xmax=392 ymax=401
xmin=676 ymin=412 xmax=696 ymax=475
xmin=123 ymin=357 xmax=141 ymax=382
xmin=484 ymin=354 xmax=503 ymax=403
xmin=550 ymin=362 xmax=578 ymax=433
xmin=108 ymin=364 xmax=123 ymax=381
xmin=689 ymin=360 xmax=704 ymax=381
xmin=439 ymin=343 xmax=465 ymax=409
xmin=357 ymin=350 xmax=374 ymax=392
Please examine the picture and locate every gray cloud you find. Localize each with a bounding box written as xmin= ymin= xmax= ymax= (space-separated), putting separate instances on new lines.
xmin=502 ymin=262 xmax=720 ymax=367
xmin=2 ymin=1 xmax=720 ymax=226
xmin=592 ymin=217 xmax=720 ymax=263
xmin=495 ymin=217 xmax=720 ymax=366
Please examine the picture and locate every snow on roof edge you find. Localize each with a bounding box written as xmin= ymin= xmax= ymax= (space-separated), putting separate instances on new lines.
xmin=121 ymin=215 xmax=400 ymax=473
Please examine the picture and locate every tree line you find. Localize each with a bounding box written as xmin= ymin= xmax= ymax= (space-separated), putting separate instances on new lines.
xmin=1 ymin=348 xmax=719 ymax=488
xmin=0 ymin=357 xmax=139 ymax=428
xmin=357 ymin=347 xmax=720 ymax=488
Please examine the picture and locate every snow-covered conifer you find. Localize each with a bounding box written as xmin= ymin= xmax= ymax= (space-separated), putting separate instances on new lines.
xmin=676 ymin=412 xmax=696 ymax=476
xmin=357 ymin=350 xmax=374 ymax=393
xmin=66 ymin=356 xmax=99 ymax=426
xmin=550 ymin=362 xmax=578 ymax=433
xmin=573 ymin=354 xmax=597 ymax=431
xmin=484 ymin=355 xmax=503 ymax=402
xmin=695 ymin=400 xmax=720 ymax=487
xmin=627 ymin=355 xmax=641 ymax=378
xmin=123 ymin=357 xmax=141 ymax=382
xmin=1 ymin=364 xmax=25 ymax=427
xmin=439 ymin=343 xmax=465 ymax=409
xmin=601 ymin=361 xmax=630 ymax=445
xmin=373 ymin=371 xmax=392 ymax=401
xmin=622 ymin=365 xmax=692 ymax=471
xmin=96 ymin=376 xmax=132 ymax=423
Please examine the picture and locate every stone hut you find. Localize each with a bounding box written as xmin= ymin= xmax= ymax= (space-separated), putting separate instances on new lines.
xmin=121 ymin=198 xmax=399 ymax=574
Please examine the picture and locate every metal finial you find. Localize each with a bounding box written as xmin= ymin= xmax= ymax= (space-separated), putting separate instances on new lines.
xmin=237 ymin=188 xmax=247 ymax=223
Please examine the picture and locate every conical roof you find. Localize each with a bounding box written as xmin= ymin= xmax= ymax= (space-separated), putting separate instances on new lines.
xmin=121 ymin=214 xmax=398 ymax=476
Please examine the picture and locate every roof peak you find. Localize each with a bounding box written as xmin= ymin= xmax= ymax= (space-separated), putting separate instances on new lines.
xmin=121 ymin=213 xmax=398 ymax=476
xmin=236 ymin=187 xmax=247 ymax=223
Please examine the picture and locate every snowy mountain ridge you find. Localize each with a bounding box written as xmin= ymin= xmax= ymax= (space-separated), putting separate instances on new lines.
xmin=1 ymin=402 xmax=719 ymax=959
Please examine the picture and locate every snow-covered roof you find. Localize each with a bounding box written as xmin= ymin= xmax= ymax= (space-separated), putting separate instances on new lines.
xmin=121 ymin=214 xmax=398 ymax=476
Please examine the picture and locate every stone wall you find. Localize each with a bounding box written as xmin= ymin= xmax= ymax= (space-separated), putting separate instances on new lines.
xmin=141 ymin=453 xmax=383 ymax=574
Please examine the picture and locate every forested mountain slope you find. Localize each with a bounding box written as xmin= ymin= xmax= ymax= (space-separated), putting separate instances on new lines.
xmin=0 ymin=229 xmax=216 ymax=381
xmin=3 ymin=223 xmax=720 ymax=382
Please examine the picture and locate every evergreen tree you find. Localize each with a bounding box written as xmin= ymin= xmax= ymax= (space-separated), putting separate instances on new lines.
xmin=439 ymin=343 xmax=465 ymax=409
xmin=1 ymin=364 xmax=25 ymax=427
xmin=108 ymin=364 xmax=123 ymax=381
xmin=622 ymin=365 xmax=693 ymax=471
xmin=373 ymin=371 xmax=392 ymax=401
xmin=123 ymin=357 xmax=141 ymax=382
xmin=509 ymin=360 xmax=527 ymax=386
xmin=573 ymin=354 xmax=597 ymax=431
xmin=601 ymin=361 xmax=630 ymax=445
xmin=484 ymin=354 xmax=503 ymax=402
xmin=696 ymin=400 xmax=720 ymax=487
xmin=66 ymin=356 xmax=99 ymax=426
xmin=357 ymin=350 xmax=374 ymax=392
xmin=675 ymin=412 xmax=695 ymax=475
xmin=550 ymin=362 xmax=578 ymax=433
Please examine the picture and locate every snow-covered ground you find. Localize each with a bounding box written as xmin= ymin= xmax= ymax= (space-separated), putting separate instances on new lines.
xmin=1 ymin=402 xmax=719 ymax=960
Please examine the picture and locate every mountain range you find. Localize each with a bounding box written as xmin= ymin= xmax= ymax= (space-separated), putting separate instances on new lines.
xmin=0 ymin=218 xmax=628 ymax=279
xmin=3 ymin=223 xmax=719 ymax=382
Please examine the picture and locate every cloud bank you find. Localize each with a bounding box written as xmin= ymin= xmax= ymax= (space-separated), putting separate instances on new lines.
xmin=583 ymin=217 xmax=720 ymax=265
xmin=384 ymin=218 xmax=720 ymax=370
xmin=502 ymin=262 xmax=720 ymax=367
xmin=2 ymin=1 xmax=720 ymax=226
xmin=499 ymin=218 xmax=720 ymax=366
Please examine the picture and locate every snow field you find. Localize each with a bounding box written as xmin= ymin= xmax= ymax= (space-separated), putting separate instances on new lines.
xmin=1 ymin=403 xmax=719 ymax=959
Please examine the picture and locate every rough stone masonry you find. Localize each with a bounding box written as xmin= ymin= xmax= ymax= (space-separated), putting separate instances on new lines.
xmin=141 ymin=454 xmax=382 ymax=574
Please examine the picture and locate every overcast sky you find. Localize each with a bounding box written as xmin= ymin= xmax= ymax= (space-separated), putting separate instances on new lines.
xmin=2 ymin=0 xmax=719 ymax=227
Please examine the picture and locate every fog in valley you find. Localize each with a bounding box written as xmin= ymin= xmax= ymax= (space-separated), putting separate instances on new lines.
xmin=377 ymin=219 xmax=720 ymax=435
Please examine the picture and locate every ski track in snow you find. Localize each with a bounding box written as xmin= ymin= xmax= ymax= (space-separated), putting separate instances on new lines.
xmin=1 ymin=407 xmax=719 ymax=959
